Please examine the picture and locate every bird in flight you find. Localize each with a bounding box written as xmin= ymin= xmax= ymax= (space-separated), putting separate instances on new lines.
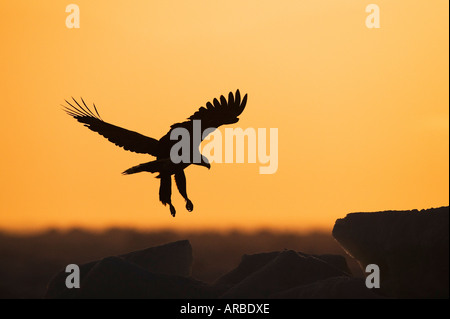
xmin=63 ymin=90 xmax=248 ymax=217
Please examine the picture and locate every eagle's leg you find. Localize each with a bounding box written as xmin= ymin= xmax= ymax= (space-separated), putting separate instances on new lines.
xmin=159 ymin=174 xmax=176 ymax=217
xmin=174 ymin=170 xmax=193 ymax=212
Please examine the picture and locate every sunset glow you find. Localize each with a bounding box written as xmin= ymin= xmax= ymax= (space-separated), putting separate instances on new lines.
xmin=0 ymin=1 xmax=448 ymax=233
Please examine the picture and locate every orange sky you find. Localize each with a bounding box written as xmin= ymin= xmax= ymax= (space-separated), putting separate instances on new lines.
xmin=0 ymin=1 xmax=448 ymax=233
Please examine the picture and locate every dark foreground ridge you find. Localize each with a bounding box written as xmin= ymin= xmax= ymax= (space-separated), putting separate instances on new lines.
xmin=44 ymin=206 xmax=448 ymax=299
xmin=45 ymin=240 xmax=379 ymax=299
xmin=333 ymin=206 xmax=449 ymax=299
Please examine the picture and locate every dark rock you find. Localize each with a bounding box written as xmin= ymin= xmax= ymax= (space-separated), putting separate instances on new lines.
xmin=220 ymin=250 xmax=348 ymax=298
xmin=71 ymin=256 xmax=212 ymax=299
xmin=44 ymin=260 xmax=97 ymax=299
xmin=310 ymin=253 xmax=352 ymax=275
xmin=45 ymin=240 xmax=199 ymax=298
xmin=332 ymin=206 xmax=449 ymax=298
xmin=214 ymin=251 xmax=280 ymax=288
xmin=214 ymin=251 xmax=351 ymax=291
xmin=214 ymin=251 xmax=351 ymax=287
xmin=119 ymin=239 xmax=193 ymax=277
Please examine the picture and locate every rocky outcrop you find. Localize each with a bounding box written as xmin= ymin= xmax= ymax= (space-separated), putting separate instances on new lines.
xmin=63 ymin=256 xmax=212 ymax=298
xmin=46 ymin=241 xmax=372 ymax=299
xmin=44 ymin=240 xmax=210 ymax=298
xmin=332 ymin=206 xmax=449 ymax=298
xmin=116 ymin=239 xmax=193 ymax=277
xmin=47 ymin=206 xmax=448 ymax=299
xmin=218 ymin=250 xmax=349 ymax=298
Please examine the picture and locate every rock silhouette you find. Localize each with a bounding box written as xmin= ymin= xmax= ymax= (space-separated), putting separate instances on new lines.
xmin=214 ymin=251 xmax=350 ymax=290
xmin=45 ymin=240 xmax=204 ymax=298
xmin=44 ymin=206 xmax=448 ymax=298
xmin=66 ymin=256 xmax=212 ymax=299
xmin=332 ymin=206 xmax=449 ymax=299
xmin=45 ymin=242 xmax=370 ymax=299
xmin=218 ymin=250 xmax=349 ymax=298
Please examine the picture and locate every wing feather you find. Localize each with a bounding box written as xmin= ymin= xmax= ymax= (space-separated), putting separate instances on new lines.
xmin=213 ymin=98 xmax=221 ymax=108
xmin=186 ymin=89 xmax=248 ymax=128
xmin=63 ymin=98 xmax=159 ymax=156
xmin=165 ymin=90 xmax=248 ymax=145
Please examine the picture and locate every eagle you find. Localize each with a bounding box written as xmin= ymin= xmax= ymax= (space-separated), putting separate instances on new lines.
xmin=63 ymin=90 xmax=248 ymax=217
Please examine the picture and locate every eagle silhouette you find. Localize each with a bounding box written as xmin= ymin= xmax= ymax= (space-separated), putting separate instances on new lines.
xmin=63 ymin=90 xmax=248 ymax=217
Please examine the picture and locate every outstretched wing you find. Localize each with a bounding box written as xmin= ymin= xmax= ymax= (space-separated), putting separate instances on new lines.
xmin=63 ymin=98 xmax=159 ymax=156
xmin=188 ymin=89 xmax=247 ymax=128
xmin=170 ymin=90 xmax=248 ymax=139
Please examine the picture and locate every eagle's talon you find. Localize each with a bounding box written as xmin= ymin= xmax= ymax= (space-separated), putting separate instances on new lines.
xmin=186 ymin=200 xmax=194 ymax=212
xmin=170 ymin=204 xmax=176 ymax=217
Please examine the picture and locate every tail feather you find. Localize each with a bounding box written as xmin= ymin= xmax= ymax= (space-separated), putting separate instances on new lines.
xmin=122 ymin=160 xmax=163 ymax=175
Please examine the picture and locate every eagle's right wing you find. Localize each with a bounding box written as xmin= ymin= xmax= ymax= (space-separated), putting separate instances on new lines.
xmin=185 ymin=89 xmax=247 ymax=129
xmin=63 ymin=98 xmax=159 ymax=156
xmin=169 ymin=90 xmax=248 ymax=142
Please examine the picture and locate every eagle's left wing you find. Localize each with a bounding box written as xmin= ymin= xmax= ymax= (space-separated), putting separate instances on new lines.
xmin=63 ymin=98 xmax=159 ymax=156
